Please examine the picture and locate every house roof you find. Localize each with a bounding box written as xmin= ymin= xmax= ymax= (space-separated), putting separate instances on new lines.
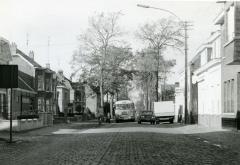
xmin=56 ymin=72 xmax=73 ymax=89
xmin=18 ymin=76 xmax=35 ymax=93
xmin=17 ymin=49 xmax=56 ymax=74
xmin=16 ymin=49 xmax=42 ymax=68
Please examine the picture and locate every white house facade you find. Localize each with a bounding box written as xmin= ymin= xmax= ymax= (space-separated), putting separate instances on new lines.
xmin=191 ymin=31 xmax=222 ymax=128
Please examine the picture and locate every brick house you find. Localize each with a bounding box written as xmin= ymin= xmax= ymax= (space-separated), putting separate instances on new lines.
xmin=0 ymin=37 xmax=12 ymax=119
xmin=1 ymin=40 xmax=40 ymax=123
xmin=10 ymin=43 xmax=57 ymax=122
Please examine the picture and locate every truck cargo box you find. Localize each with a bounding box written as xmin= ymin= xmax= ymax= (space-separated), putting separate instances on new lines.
xmin=153 ymin=101 xmax=175 ymax=123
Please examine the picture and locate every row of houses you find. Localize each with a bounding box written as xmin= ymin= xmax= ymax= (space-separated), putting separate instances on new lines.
xmin=175 ymin=1 xmax=240 ymax=129
xmin=0 ymin=37 xmax=98 ymax=131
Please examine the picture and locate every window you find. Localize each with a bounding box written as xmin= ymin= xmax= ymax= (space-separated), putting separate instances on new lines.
xmin=0 ymin=94 xmax=2 ymax=114
xmin=224 ymin=82 xmax=227 ymax=112
xmin=224 ymin=79 xmax=234 ymax=113
xmin=22 ymin=97 xmax=30 ymax=103
xmin=231 ymin=79 xmax=234 ymax=112
xmin=46 ymin=99 xmax=51 ymax=112
xmin=227 ymin=80 xmax=230 ymax=112
xmin=37 ymin=74 xmax=44 ymax=91
xmin=116 ymin=103 xmax=134 ymax=110
xmin=207 ymin=48 xmax=212 ymax=62
xmin=226 ymin=5 xmax=235 ymax=42
xmin=45 ymin=78 xmax=51 ymax=91
xmin=38 ymin=97 xmax=45 ymax=112
xmin=0 ymin=94 xmax=7 ymax=115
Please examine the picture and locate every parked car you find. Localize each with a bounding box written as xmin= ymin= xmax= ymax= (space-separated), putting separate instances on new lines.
xmin=137 ymin=111 xmax=155 ymax=124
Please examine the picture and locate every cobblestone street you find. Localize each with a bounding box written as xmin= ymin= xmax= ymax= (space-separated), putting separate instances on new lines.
xmin=0 ymin=122 xmax=240 ymax=165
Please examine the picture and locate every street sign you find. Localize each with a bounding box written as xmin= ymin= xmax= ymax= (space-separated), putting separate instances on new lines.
xmin=0 ymin=65 xmax=18 ymax=88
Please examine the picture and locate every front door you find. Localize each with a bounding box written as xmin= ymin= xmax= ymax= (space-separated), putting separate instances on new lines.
xmin=191 ymin=83 xmax=198 ymax=124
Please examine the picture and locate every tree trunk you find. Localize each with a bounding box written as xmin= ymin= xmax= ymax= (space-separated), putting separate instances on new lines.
xmin=100 ymin=67 xmax=104 ymax=108
xmin=146 ymin=82 xmax=149 ymax=111
xmin=100 ymin=46 xmax=107 ymax=110
xmin=155 ymin=71 xmax=159 ymax=102
xmin=155 ymin=48 xmax=160 ymax=102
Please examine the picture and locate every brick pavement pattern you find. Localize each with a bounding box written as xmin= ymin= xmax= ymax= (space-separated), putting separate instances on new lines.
xmin=0 ymin=122 xmax=240 ymax=165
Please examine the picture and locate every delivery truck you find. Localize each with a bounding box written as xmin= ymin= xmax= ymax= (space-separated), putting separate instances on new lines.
xmin=153 ymin=101 xmax=175 ymax=124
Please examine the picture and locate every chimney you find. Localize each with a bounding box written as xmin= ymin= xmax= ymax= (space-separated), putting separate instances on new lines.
xmin=46 ymin=63 xmax=50 ymax=69
xmin=58 ymin=70 xmax=63 ymax=76
xmin=175 ymin=82 xmax=180 ymax=87
xmin=29 ymin=50 xmax=34 ymax=59
xmin=10 ymin=42 xmax=17 ymax=55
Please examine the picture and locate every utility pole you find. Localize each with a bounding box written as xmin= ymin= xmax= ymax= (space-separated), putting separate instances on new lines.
xmin=183 ymin=21 xmax=193 ymax=124
xmin=9 ymin=88 xmax=13 ymax=143
xmin=184 ymin=22 xmax=188 ymax=124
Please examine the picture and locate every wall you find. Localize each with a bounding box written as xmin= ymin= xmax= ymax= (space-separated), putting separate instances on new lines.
xmin=57 ymin=87 xmax=70 ymax=114
xmin=85 ymin=85 xmax=97 ymax=115
xmin=11 ymin=55 xmax=35 ymax=77
xmin=174 ymin=70 xmax=185 ymax=122
xmin=13 ymin=119 xmax=43 ymax=132
xmin=220 ymin=2 xmax=240 ymax=128
xmin=196 ymin=64 xmax=222 ymax=128
xmin=7 ymin=89 xmax=35 ymax=120
xmin=221 ymin=64 xmax=240 ymax=116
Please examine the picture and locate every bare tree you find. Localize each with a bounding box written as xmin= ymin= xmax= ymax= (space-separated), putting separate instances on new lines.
xmin=136 ymin=18 xmax=183 ymax=101
xmin=71 ymin=12 xmax=125 ymax=115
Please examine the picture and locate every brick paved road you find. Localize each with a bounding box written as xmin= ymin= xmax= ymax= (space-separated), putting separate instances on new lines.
xmin=0 ymin=122 xmax=239 ymax=165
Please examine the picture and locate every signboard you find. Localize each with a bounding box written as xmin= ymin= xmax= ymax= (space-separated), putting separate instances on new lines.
xmin=0 ymin=65 xmax=18 ymax=88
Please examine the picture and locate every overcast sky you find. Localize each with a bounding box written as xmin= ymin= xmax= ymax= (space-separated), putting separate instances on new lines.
xmin=0 ymin=0 xmax=222 ymax=83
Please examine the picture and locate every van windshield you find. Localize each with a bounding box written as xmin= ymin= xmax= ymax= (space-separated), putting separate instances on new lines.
xmin=116 ymin=104 xmax=134 ymax=110
xmin=141 ymin=111 xmax=153 ymax=115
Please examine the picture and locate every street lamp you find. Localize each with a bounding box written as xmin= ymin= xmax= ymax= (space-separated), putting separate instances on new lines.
xmin=137 ymin=4 xmax=190 ymax=124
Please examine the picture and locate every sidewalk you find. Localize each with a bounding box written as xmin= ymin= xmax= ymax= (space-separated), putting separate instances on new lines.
xmin=0 ymin=120 xmax=18 ymax=131
xmin=0 ymin=120 xmax=105 ymax=141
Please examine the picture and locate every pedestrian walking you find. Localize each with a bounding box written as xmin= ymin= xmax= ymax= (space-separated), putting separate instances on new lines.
xmin=106 ymin=112 xmax=111 ymax=123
